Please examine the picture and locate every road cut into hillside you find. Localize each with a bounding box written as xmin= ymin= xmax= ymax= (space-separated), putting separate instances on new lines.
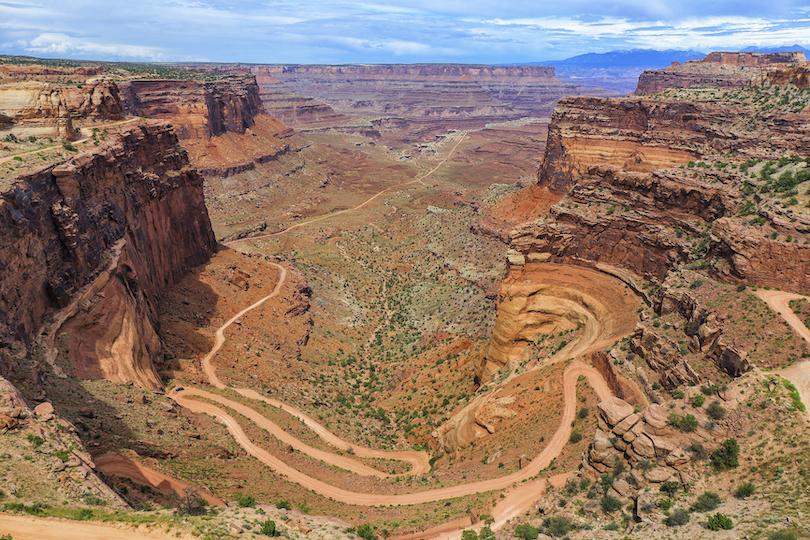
xmin=94 ymin=453 xmax=225 ymax=505
xmin=754 ymin=289 xmax=810 ymax=415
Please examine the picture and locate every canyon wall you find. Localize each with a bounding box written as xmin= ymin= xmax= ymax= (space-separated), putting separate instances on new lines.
xmin=0 ymin=78 xmax=123 ymax=139
xmin=0 ymin=122 xmax=216 ymax=388
xmin=634 ymin=51 xmax=808 ymax=95
xmin=539 ymin=96 xmax=810 ymax=193
xmin=258 ymin=64 xmax=617 ymax=139
xmin=118 ymin=75 xmax=263 ymax=139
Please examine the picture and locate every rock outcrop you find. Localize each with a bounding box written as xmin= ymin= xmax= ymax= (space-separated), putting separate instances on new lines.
xmin=0 ymin=82 xmax=77 ymax=139
xmin=0 ymin=121 xmax=216 ymax=388
xmin=118 ymin=75 xmax=263 ymax=139
xmin=634 ymin=51 xmax=808 ymax=95
xmin=0 ymin=77 xmax=123 ymax=140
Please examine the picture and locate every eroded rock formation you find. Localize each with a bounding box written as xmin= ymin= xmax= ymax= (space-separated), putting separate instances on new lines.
xmin=634 ymin=51 xmax=808 ymax=95
xmin=0 ymin=122 xmax=216 ymax=388
xmin=118 ymin=75 xmax=263 ymax=140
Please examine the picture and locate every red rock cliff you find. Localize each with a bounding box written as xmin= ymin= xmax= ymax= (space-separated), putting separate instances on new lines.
xmin=0 ymin=122 xmax=216 ymax=388
xmin=118 ymin=75 xmax=263 ymax=139
xmin=634 ymin=51 xmax=808 ymax=95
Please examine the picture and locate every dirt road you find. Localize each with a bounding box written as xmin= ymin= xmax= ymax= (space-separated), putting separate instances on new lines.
xmin=225 ymin=134 xmax=467 ymax=245
xmin=754 ymin=289 xmax=810 ymax=413
xmin=0 ymin=513 xmax=193 ymax=540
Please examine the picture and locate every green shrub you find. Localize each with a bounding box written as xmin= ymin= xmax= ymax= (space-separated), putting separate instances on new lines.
xmin=711 ymin=438 xmax=740 ymax=470
xmin=73 ymin=508 xmax=93 ymax=521
xmin=659 ymin=481 xmax=680 ymax=495
xmin=669 ymin=413 xmax=698 ymax=432
xmin=707 ymin=512 xmax=733 ymax=530
xmin=478 ymin=527 xmax=495 ymax=540
xmin=356 ymin=523 xmax=375 ymax=540
xmin=578 ymin=406 xmax=589 ymax=419
xmin=54 ymin=449 xmax=70 ymax=462
xmin=735 ymin=482 xmax=755 ymax=499
xmin=664 ymin=509 xmax=690 ymax=527
xmin=601 ymin=495 xmax=622 ymax=514
xmin=275 ymin=499 xmax=291 ymax=510
xmin=691 ymin=394 xmax=705 ymax=408
xmin=237 ymin=494 xmax=255 ymax=508
xmin=514 ymin=523 xmax=539 ymax=540
xmin=62 ymin=141 xmax=78 ymax=152
xmin=542 ymin=516 xmax=571 ymax=537
xmin=461 ymin=531 xmax=478 ymax=540
xmin=569 ymin=431 xmax=582 ymax=444
xmin=706 ymin=401 xmax=726 ymax=420
xmin=260 ymin=520 xmax=280 ymax=537
xmin=691 ymin=491 xmax=721 ymax=512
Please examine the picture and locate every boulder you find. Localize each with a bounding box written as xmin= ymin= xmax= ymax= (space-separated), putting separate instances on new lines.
xmin=34 ymin=402 xmax=54 ymax=417
xmin=643 ymin=404 xmax=668 ymax=430
xmin=612 ymin=413 xmax=640 ymax=436
xmin=613 ymin=478 xmax=632 ymax=496
xmin=632 ymin=434 xmax=656 ymax=459
xmin=645 ymin=467 xmax=674 ymax=483
xmin=598 ymin=397 xmax=635 ymax=427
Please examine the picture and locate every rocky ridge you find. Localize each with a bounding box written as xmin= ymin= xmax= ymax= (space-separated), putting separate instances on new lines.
xmin=634 ymin=51 xmax=808 ymax=95
xmin=0 ymin=121 xmax=216 ymax=388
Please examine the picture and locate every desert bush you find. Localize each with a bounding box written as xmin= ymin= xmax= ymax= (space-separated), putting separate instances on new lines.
xmin=707 ymin=512 xmax=733 ymax=530
xmin=176 ymin=487 xmax=207 ymax=516
xmin=691 ymin=394 xmax=705 ymax=407
xmin=578 ymin=406 xmax=589 ymax=419
xmin=461 ymin=531 xmax=478 ymax=540
xmin=356 ymin=523 xmax=375 ymax=540
xmin=735 ymin=482 xmax=755 ymax=499
xmin=260 ymin=519 xmax=280 ymax=537
xmin=660 ymin=481 xmax=680 ymax=495
xmin=275 ymin=499 xmax=292 ymax=510
xmin=237 ymin=494 xmax=255 ymax=508
xmin=711 ymin=438 xmax=740 ymax=470
xmin=669 ymin=413 xmax=698 ymax=432
xmin=514 ymin=523 xmax=539 ymax=540
xmin=706 ymin=401 xmax=726 ymax=420
xmin=691 ymin=491 xmax=721 ymax=512
xmin=569 ymin=431 xmax=582 ymax=443
xmin=542 ymin=516 xmax=571 ymax=537
xmin=601 ymin=495 xmax=622 ymax=514
xmin=664 ymin=509 xmax=690 ymax=527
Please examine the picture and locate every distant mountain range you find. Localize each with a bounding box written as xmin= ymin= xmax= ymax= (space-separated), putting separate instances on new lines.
xmin=739 ymin=44 xmax=810 ymax=56
xmin=536 ymin=49 xmax=706 ymax=70
xmin=507 ymin=46 xmax=809 ymax=95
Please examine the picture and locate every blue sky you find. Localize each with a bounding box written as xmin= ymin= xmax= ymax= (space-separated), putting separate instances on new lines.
xmin=1 ymin=1 xmax=810 ymax=64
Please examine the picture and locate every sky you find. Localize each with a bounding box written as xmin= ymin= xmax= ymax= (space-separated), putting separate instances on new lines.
xmin=1 ymin=1 xmax=810 ymax=64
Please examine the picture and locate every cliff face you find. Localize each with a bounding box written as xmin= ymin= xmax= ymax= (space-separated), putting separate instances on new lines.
xmin=0 ymin=78 xmax=123 ymax=140
xmin=540 ymin=96 xmax=810 ymax=193
xmin=260 ymin=64 xmax=617 ymax=140
xmin=634 ymin=51 xmax=808 ymax=95
xmin=0 ymin=82 xmax=76 ymax=140
xmin=249 ymin=67 xmax=348 ymax=130
xmin=0 ymin=122 xmax=216 ymax=388
xmin=118 ymin=75 xmax=263 ymax=139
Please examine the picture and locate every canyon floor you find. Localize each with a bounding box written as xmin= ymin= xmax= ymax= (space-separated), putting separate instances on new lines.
xmin=2 ymin=57 xmax=810 ymax=540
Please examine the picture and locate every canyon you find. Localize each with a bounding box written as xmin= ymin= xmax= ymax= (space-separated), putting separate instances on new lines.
xmin=1 ymin=50 xmax=810 ymax=540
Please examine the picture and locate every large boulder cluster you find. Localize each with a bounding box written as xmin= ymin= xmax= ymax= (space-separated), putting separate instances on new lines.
xmin=571 ymin=397 xmax=696 ymax=518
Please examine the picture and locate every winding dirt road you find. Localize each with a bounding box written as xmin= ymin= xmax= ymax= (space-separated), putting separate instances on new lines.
xmin=754 ymin=289 xmax=810 ymax=413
